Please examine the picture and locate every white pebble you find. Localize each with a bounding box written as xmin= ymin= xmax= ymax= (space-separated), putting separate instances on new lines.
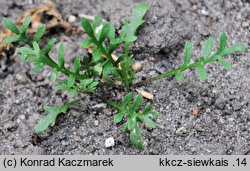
xmin=19 ymin=115 xmax=25 ymax=120
xmin=68 ymin=15 xmax=77 ymax=23
xmin=201 ymin=9 xmax=209 ymax=16
xmin=94 ymin=120 xmax=99 ymax=127
xmin=242 ymin=22 xmax=249 ymax=28
xmin=105 ymin=137 xmax=115 ymax=148
xmin=132 ymin=61 xmax=143 ymax=71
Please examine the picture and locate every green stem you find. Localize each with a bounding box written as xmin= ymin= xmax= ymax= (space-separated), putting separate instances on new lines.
xmin=22 ymin=37 xmax=33 ymax=47
xmin=40 ymin=53 xmax=86 ymax=80
xmin=98 ymin=42 xmax=116 ymax=65
xmin=124 ymin=43 xmax=130 ymax=57
xmin=123 ymin=42 xmax=132 ymax=90
xmin=24 ymin=37 xmax=86 ymax=80
xmin=136 ymin=55 xmax=218 ymax=86
xmin=90 ymin=33 xmax=116 ymax=65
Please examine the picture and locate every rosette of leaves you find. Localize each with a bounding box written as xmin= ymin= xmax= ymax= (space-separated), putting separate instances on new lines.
xmin=80 ymin=3 xmax=149 ymax=89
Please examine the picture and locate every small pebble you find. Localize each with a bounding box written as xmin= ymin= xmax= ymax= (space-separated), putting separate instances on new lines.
xmin=103 ymin=108 xmax=112 ymax=116
xmin=16 ymin=74 xmax=28 ymax=84
xmin=132 ymin=61 xmax=143 ymax=71
xmin=242 ymin=22 xmax=249 ymax=28
xmin=105 ymin=137 xmax=115 ymax=148
xmin=74 ymin=136 xmax=81 ymax=143
xmin=158 ymin=124 xmax=165 ymax=129
xmin=149 ymin=70 xmax=157 ymax=76
xmin=36 ymin=73 xmax=43 ymax=81
xmin=176 ymin=126 xmax=187 ymax=135
xmin=152 ymin=130 xmax=159 ymax=137
xmin=32 ymin=20 xmax=42 ymax=29
xmin=206 ymin=108 xmax=211 ymax=113
xmin=201 ymin=9 xmax=209 ymax=16
xmin=151 ymin=16 xmax=158 ymax=24
xmin=148 ymin=57 xmax=155 ymax=62
xmin=94 ymin=120 xmax=99 ymax=127
xmin=68 ymin=15 xmax=77 ymax=23
xmin=191 ymin=108 xmax=200 ymax=116
xmin=15 ymin=100 xmax=20 ymax=104
xmin=192 ymin=4 xmax=198 ymax=11
xmin=19 ymin=115 xmax=25 ymax=120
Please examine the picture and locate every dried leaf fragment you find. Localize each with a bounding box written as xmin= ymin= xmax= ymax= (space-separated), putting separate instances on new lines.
xmin=136 ymin=89 xmax=154 ymax=100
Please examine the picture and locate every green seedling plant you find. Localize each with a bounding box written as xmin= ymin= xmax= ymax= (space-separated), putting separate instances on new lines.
xmin=108 ymin=93 xmax=158 ymax=150
xmin=80 ymin=2 xmax=149 ymax=89
xmin=2 ymin=3 xmax=151 ymax=150
xmin=139 ymin=33 xmax=247 ymax=85
xmin=2 ymin=2 xmax=247 ymax=150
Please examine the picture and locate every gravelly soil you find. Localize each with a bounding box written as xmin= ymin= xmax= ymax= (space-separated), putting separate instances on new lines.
xmin=0 ymin=0 xmax=249 ymax=154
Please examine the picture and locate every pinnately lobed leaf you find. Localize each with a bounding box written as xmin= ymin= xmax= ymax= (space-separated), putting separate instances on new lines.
xmin=108 ymin=92 xmax=158 ymax=150
xmin=131 ymin=2 xmax=149 ymax=31
xmin=35 ymin=101 xmax=77 ymax=133
xmin=120 ymin=2 xmax=149 ymax=42
xmin=34 ymin=107 xmax=60 ymax=133
xmin=221 ymin=43 xmax=247 ymax=56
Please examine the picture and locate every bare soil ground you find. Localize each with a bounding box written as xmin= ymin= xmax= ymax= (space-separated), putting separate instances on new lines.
xmin=0 ymin=0 xmax=249 ymax=154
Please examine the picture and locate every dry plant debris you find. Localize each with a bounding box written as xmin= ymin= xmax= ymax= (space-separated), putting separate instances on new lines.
xmin=0 ymin=0 xmax=82 ymax=58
